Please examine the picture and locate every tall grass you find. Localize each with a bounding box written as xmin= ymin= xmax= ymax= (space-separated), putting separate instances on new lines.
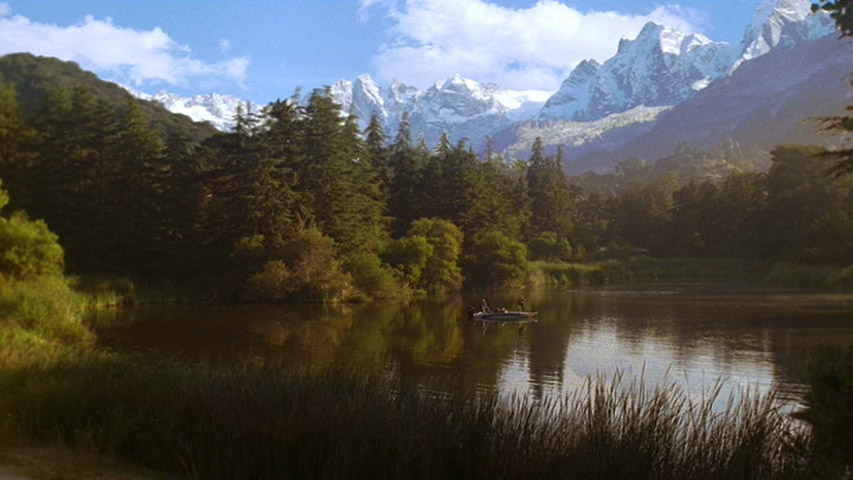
xmin=0 ymin=355 xmax=817 ymax=480
xmin=767 ymin=263 xmax=853 ymax=292
xmin=531 ymin=257 xmax=769 ymax=287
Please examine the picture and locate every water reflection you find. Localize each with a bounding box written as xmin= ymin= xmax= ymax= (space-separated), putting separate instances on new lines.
xmin=92 ymin=289 xmax=853 ymax=405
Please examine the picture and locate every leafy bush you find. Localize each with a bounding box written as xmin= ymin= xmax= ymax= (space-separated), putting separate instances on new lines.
xmin=0 ymin=184 xmax=64 ymax=280
xmin=240 ymin=227 xmax=352 ymax=303
xmin=382 ymin=235 xmax=433 ymax=287
xmin=0 ymin=275 xmax=88 ymax=343
xmin=347 ymin=252 xmax=402 ymax=300
xmin=409 ymin=218 xmax=464 ymax=293
xmin=465 ymin=230 xmax=528 ymax=289
xmin=529 ymin=231 xmax=572 ymax=261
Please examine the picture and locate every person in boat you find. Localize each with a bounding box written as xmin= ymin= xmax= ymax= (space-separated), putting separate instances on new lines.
xmin=518 ymin=296 xmax=526 ymax=311
xmin=481 ymin=299 xmax=491 ymax=313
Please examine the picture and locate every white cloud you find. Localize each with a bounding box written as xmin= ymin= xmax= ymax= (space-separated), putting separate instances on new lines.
xmin=0 ymin=12 xmax=248 ymax=88
xmin=219 ymin=38 xmax=232 ymax=54
xmin=368 ymin=0 xmax=704 ymax=91
xmin=0 ymin=3 xmax=11 ymax=17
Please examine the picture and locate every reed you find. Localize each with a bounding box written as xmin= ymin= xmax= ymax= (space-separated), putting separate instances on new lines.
xmin=0 ymin=355 xmax=817 ymax=480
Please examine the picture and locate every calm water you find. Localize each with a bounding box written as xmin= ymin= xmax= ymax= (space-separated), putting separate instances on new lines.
xmin=93 ymin=287 xmax=853 ymax=406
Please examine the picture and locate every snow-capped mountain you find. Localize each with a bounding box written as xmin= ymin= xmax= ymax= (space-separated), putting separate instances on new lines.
xmin=128 ymin=89 xmax=259 ymax=132
xmin=330 ymin=74 xmax=549 ymax=149
xmin=124 ymin=0 xmax=838 ymax=164
xmin=540 ymin=22 xmax=738 ymax=121
xmin=567 ymin=33 xmax=853 ymax=174
xmin=734 ymin=0 xmax=835 ymax=70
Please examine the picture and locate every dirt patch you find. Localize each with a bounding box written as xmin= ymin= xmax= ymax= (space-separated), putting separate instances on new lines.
xmin=0 ymin=439 xmax=175 ymax=480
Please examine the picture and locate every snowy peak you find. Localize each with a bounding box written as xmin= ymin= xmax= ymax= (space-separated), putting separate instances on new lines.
xmin=735 ymin=0 xmax=834 ymax=68
xmin=330 ymin=74 xmax=387 ymax=126
xmin=539 ymin=60 xmax=600 ymax=120
xmin=543 ymin=22 xmax=737 ymax=122
xmin=127 ymin=88 xmax=256 ymax=131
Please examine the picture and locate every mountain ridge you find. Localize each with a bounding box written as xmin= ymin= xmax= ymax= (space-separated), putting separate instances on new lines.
xmin=119 ymin=0 xmax=841 ymax=169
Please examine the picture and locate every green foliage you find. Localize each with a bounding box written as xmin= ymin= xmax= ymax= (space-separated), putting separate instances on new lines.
xmin=0 ymin=210 xmax=64 ymax=280
xmin=382 ymin=235 xmax=433 ymax=286
xmin=465 ymin=230 xmax=529 ymax=289
xmin=0 ymin=275 xmax=88 ymax=343
xmin=530 ymin=260 xmax=617 ymax=287
xmin=529 ymin=231 xmax=572 ymax=261
xmin=347 ymin=252 xmax=402 ymax=300
xmin=240 ymin=227 xmax=352 ymax=303
xmin=409 ymin=218 xmax=464 ymax=293
xmin=526 ymin=137 xmax=575 ymax=240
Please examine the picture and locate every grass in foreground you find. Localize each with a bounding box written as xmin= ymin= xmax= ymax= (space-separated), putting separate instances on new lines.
xmin=0 ymin=352 xmax=824 ymax=480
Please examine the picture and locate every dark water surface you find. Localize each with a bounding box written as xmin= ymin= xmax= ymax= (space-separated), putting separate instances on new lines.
xmin=93 ymin=287 xmax=853 ymax=406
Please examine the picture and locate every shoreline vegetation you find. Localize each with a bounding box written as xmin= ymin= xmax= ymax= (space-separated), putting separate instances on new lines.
xmin=1 ymin=266 xmax=852 ymax=479
xmin=2 ymin=8 xmax=853 ymax=469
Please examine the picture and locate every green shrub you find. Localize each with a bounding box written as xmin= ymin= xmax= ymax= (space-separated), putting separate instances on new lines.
xmin=0 ymin=183 xmax=64 ymax=280
xmin=347 ymin=253 xmax=402 ymax=300
xmin=465 ymin=230 xmax=528 ymax=289
xmin=0 ymin=275 xmax=89 ymax=343
xmin=409 ymin=218 xmax=464 ymax=293
xmin=529 ymin=231 xmax=572 ymax=261
xmin=240 ymin=227 xmax=352 ymax=303
xmin=382 ymin=235 xmax=433 ymax=287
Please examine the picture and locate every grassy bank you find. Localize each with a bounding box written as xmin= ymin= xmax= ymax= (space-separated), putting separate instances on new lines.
xmin=0 ymin=258 xmax=847 ymax=479
xmin=0 ymin=353 xmax=819 ymax=480
xmin=531 ymin=257 xmax=853 ymax=291
xmin=530 ymin=257 xmax=770 ymax=287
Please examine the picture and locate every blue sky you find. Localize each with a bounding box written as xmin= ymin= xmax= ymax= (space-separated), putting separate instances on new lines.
xmin=0 ymin=0 xmax=764 ymax=103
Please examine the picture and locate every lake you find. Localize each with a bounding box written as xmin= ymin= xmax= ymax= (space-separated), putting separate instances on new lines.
xmin=93 ymin=286 xmax=853 ymax=408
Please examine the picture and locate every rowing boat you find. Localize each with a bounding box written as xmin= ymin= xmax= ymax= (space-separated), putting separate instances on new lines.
xmin=471 ymin=310 xmax=538 ymax=322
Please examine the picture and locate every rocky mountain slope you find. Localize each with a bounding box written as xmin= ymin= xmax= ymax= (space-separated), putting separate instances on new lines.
xmin=567 ymin=34 xmax=853 ymax=174
xmin=123 ymin=0 xmax=842 ymax=171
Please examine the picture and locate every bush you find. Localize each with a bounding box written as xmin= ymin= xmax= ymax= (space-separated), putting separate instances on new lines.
xmin=465 ymin=230 xmax=528 ymax=289
xmin=529 ymin=231 xmax=572 ymax=261
xmin=409 ymin=218 xmax=464 ymax=293
xmin=347 ymin=253 xmax=402 ymax=300
xmin=0 ymin=275 xmax=89 ymax=343
xmin=0 ymin=185 xmax=64 ymax=279
xmin=382 ymin=235 xmax=433 ymax=287
xmin=240 ymin=227 xmax=352 ymax=303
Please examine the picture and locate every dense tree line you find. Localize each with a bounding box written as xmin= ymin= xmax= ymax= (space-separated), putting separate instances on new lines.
xmin=1 ymin=68 xmax=852 ymax=301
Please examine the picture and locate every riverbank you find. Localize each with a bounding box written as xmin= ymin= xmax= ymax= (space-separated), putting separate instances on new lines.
xmin=0 ymin=327 xmax=835 ymax=480
xmin=529 ymin=257 xmax=853 ymax=291
xmin=3 ymin=270 xmax=853 ymax=479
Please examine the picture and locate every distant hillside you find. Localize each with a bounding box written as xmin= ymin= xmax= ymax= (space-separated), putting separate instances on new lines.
xmin=567 ymin=35 xmax=853 ymax=174
xmin=0 ymin=53 xmax=218 ymax=141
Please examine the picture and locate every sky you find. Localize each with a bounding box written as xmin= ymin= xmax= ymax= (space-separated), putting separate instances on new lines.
xmin=0 ymin=0 xmax=765 ymax=103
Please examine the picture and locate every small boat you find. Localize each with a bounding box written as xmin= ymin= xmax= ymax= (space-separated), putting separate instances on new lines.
xmin=471 ymin=310 xmax=538 ymax=322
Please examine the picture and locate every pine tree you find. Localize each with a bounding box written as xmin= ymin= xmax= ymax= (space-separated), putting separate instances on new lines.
xmin=526 ymin=137 xmax=574 ymax=242
xmin=300 ymin=89 xmax=388 ymax=254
